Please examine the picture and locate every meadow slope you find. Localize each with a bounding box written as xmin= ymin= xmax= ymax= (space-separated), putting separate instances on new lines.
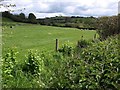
xmin=2 ymin=23 xmax=96 ymax=58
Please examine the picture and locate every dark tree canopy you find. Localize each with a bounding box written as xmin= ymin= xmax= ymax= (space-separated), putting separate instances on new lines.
xmin=28 ymin=13 xmax=36 ymax=20
xmin=28 ymin=13 xmax=37 ymax=23
xmin=19 ymin=13 xmax=25 ymax=19
xmin=97 ymin=16 xmax=119 ymax=40
xmin=2 ymin=11 xmax=11 ymax=18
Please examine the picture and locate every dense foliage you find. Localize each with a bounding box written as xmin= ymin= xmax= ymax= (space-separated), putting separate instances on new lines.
xmin=2 ymin=11 xmax=36 ymax=23
xmin=2 ymin=35 xmax=120 ymax=89
xmin=97 ymin=15 xmax=120 ymax=40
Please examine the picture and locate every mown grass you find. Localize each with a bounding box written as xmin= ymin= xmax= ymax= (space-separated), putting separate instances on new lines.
xmin=2 ymin=22 xmax=96 ymax=60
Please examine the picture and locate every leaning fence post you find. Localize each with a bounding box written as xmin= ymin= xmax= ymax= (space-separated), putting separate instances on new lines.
xmin=55 ymin=39 xmax=59 ymax=52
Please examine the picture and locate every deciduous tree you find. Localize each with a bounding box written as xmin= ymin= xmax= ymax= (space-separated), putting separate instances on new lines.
xmin=97 ymin=16 xmax=119 ymax=40
xmin=28 ymin=13 xmax=37 ymax=24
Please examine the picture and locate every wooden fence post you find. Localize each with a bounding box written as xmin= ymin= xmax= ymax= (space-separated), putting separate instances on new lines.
xmin=55 ymin=39 xmax=59 ymax=52
xmin=94 ymin=34 xmax=96 ymax=40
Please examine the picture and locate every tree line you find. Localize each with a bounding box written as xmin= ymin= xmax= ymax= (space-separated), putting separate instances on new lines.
xmin=2 ymin=11 xmax=37 ymax=24
xmin=2 ymin=11 xmax=97 ymax=29
xmin=2 ymin=11 xmax=120 ymax=40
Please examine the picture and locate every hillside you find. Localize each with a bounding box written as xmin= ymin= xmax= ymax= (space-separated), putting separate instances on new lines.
xmin=2 ymin=21 xmax=96 ymax=60
xmin=2 ymin=11 xmax=97 ymax=30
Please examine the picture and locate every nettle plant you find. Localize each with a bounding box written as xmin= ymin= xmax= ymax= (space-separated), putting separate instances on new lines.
xmin=2 ymin=49 xmax=19 ymax=87
xmin=58 ymin=42 xmax=74 ymax=57
xmin=2 ymin=49 xmax=18 ymax=77
xmin=22 ymin=50 xmax=41 ymax=75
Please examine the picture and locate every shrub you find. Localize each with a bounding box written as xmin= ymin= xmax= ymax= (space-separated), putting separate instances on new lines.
xmin=58 ymin=43 xmax=73 ymax=56
xmin=97 ymin=16 xmax=119 ymax=40
xmin=22 ymin=50 xmax=41 ymax=75
xmin=2 ymin=50 xmax=45 ymax=88
xmin=77 ymin=39 xmax=91 ymax=48
xmin=2 ymin=49 xmax=19 ymax=88
xmin=80 ymin=35 xmax=120 ymax=89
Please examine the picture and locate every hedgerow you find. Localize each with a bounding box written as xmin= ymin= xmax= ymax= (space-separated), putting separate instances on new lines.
xmin=2 ymin=35 xmax=120 ymax=89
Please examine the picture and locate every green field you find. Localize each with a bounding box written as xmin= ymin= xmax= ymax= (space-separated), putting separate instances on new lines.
xmin=2 ymin=14 xmax=119 ymax=89
xmin=2 ymin=23 xmax=96 ymax=58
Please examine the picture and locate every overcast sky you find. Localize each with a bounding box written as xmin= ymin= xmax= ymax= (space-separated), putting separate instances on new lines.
xmin=0 ymin=0 xmax=119 ymax=18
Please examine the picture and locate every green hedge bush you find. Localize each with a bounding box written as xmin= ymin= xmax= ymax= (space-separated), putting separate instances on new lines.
xmin=2 ymin=35 xmax=120 ymax=89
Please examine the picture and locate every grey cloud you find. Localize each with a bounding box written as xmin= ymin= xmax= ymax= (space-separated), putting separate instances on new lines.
xmin=48 ymin=2 xmax=67 ymax=13
xmin=36 ymin=1 xmax=90 ymax=15
xmin=37 ymin=2 xmax=76 ymax=13
xmin=76 ymin=5 xmax=89 ymax=11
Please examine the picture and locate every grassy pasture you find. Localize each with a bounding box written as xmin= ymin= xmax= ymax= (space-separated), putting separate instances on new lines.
xmin=2 ymin=23 xmax=96 ymax=59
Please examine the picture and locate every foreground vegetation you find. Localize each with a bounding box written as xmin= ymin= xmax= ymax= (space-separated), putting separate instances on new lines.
xmin=2 ymin=34 xmax=120 ymax=89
